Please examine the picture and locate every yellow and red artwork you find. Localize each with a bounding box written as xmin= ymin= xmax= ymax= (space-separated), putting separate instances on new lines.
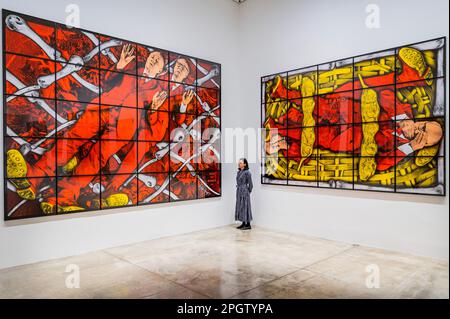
xmin=3 ymin=10 xmax=221 ymax=220
xmin=261 ymin=38 xmax=446 ymax=195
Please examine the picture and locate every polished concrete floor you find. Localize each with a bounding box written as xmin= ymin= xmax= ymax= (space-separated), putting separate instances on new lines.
xmin=0 ymin=225 xmax=448 ymax=299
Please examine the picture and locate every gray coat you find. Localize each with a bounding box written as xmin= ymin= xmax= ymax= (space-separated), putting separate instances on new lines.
xmin=235 ymin=169 xmax=253 ymax=223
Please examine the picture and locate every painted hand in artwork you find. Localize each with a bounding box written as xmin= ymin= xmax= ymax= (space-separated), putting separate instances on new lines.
xmin=117 ymin=44 xmax=135 ymax=70
xmin=182 ymin=89 xmax=195 ymax=106
xmin=151 ymin=91 xmax=168 ymax=111
xmin=399 ymin=119 xmax=416 ymax=140
xmin=410 ymin=130 xmax=427 ymax=151
xmin=265 ymin=133 xmax=287 ymax=155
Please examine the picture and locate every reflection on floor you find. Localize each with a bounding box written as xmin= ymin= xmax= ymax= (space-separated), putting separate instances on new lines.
xmin=0 ymin=225 xmax=448 ymax=299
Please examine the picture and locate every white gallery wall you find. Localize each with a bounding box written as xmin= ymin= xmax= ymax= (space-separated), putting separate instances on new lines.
xmin=238 ymin=0 xmax=449 ymax=259
xmin=0 ymin=0 xmax=241 ymax=269
xmin=0 ymin=0 xmax=448 ymax=269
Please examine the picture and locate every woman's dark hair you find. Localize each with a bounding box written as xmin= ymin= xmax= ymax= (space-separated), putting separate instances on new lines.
xmin=239 ymin=158 xmax=249 ymax=171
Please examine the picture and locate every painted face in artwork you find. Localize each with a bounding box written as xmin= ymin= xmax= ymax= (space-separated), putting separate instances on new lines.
xmin=398 ymin=120 xmax=443 ymax=150
xmin=143 ymin=51 xmax=165 ymax=78
xmin=172 ymin=58 xmax=190 ymax=83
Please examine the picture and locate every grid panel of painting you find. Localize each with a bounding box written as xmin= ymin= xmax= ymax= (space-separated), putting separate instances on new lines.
xmin=3 ymin=10 xmax=221 ymax=220
xmin=261 ymin=37 xmax=446 ymax=196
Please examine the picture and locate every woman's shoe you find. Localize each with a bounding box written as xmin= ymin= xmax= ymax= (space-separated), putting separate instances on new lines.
xmin=241 ymin=223 xmax=252 ymax=230
xmin=236 ymin=222 xmax=245 ymax=229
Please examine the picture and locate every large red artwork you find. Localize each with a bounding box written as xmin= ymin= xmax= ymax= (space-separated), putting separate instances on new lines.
xmin=3 ymin=10 xmax=221 ymax=220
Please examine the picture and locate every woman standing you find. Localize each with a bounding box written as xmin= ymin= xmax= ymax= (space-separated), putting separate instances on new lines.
xmin=235 ymin=158 xmax=253 ymax=230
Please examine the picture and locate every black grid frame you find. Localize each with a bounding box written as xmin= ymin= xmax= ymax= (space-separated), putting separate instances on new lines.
xmin=2 ymin=9 xmax=222 ymax=220
xmin=260 ymin=37 xmax=447 ymax=197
